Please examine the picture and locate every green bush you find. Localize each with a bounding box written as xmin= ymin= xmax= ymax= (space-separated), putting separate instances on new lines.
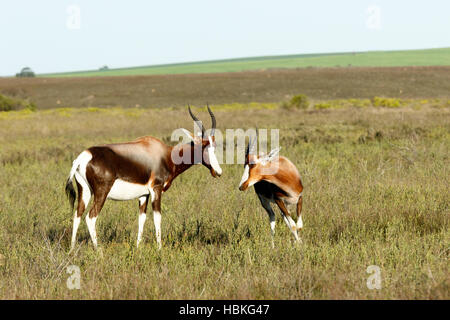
xmin=0 ymin=94 xmax=36 ymax=112
xmin=372 ymin=96 xmax=403 ymax=108
xmin=283 ymin=94 xmax=310 ymax=109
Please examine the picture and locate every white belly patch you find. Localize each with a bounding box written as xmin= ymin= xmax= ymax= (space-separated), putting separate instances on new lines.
xmin=107 ymin=179 xmax=150 ymax=201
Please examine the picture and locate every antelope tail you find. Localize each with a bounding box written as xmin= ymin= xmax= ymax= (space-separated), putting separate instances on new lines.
xmin=65 ymin=158 xmax=80 ymax=215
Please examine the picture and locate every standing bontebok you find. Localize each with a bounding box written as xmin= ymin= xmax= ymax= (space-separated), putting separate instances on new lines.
xmin=238 ymin=129 xmax=304 ymax=245
xmin=65 ymin=105 xmax=222 ymax=250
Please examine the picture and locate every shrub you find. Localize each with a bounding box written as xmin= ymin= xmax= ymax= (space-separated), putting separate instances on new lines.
xmin=372 ymin=96 xmax=403 ymax=108
xmin=284 ymin=94 xmax=310 ymax=109
xmin=0 ymin=93 xmax=36 ymax=112
xmin=0 ymin=94 xmax=15 ymax=111
xmin=348 ymin=99 xmax=372 ymax=108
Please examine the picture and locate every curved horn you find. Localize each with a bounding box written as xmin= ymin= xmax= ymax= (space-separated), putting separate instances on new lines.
xmin=206 ymin=103 xmax=216 ymax=136
xmin=246 ymin=127 xmax=258 ymax=157
xmin=188 ymin=104 xmax=205 ymax=137
xmin=245 ymin=138 xmax=250 ymax=157
xmin=252 ymin=127 xmax=258 ymax=154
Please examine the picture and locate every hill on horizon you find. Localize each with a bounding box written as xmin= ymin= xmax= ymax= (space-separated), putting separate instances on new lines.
xmin=39 ymin=47 xmax=450 ymax=78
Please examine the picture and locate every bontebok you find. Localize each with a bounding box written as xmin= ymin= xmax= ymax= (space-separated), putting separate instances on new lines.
xmin=65 ymin=105 xmax=222 ymax=250
xmin=239 ymin=129 xmax=304 ymax=245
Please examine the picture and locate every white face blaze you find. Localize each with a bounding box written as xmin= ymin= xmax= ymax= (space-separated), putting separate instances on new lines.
xmin=239 ymin=164 xmax=250 ymax=188
xmin=207 ymin=136 xmax=222 ymax=176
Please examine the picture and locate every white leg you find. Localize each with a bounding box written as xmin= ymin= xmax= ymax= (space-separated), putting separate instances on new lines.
xmin=136 ymin=196 xmax=148 ymax=248
xmin=282 ymin=214 xmax=300 ymax=242
xmin=288 ymin=216 xmax=300 ymax=241
xmin=86 ymin=215 xmax=98 ymax=248
xmin=296 ymin=215 xmax=303 ymax=242
xmin=282 ymin=214 xmax=291 ymax=229
xmin=270 ymin=219 xmax=276 ymax=248
xmin=71 ymin=212 xmax=81 ymax=250
xmin=287 ymin=216 xmax=297 ymax=230
xmin=137 ymin=213 xmax=147 ymax=247
xmin=297 ymin=215 xmax=303 ymax=229
xmin=270 ymin=219 xmax=276 ymax=237
xmin=153 ymin=211 xmax=161 ymax=249
xmin=257 ymin=194 xmax=277 ymax=248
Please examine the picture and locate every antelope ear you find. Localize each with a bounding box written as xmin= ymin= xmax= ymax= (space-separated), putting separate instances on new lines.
xmin=180 ymin=128 xmax=202 ymax=144
xmin=259 ymin=147 xmax=281 ymax=164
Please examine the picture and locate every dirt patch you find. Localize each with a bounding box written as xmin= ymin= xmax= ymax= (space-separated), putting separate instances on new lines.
xmin=0 ymin=66 xmax=449 ymax=109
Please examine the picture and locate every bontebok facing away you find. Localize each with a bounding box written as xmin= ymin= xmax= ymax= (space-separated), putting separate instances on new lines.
xmin=65 ymin=105 xmax=222 ymax=250
xmin=239 ymin=129 xmax=304 ymax=245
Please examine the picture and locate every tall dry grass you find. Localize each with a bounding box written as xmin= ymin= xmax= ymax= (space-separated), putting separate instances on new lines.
xmin=0 ymin=104 xmax=448 ymax=299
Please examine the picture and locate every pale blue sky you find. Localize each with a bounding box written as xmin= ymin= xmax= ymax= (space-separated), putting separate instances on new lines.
xmin=1 ymin=0 xmax=449 ymax=76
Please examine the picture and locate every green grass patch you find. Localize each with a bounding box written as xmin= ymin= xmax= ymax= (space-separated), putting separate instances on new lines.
xmin=39 ymin=47 xmax=450 ymax=78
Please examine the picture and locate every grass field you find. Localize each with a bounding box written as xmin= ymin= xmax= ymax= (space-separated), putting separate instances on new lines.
xmin=0 ymin=102 xmax=448 ymax=299
xmin=38 ymin=48 xmax=450 ymax=78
